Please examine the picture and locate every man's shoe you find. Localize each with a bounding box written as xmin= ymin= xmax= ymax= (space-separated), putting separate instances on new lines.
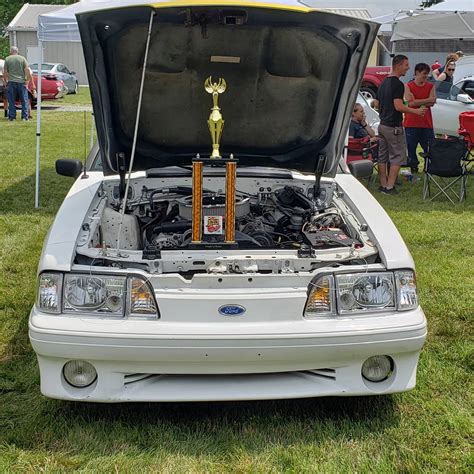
xmin=22 ymin=118 xmax=29 ymax=122
xmin=381 ymin=187 xmax=398 ymax=195
xmin=378 ymin=186 xmax=386 ymax=192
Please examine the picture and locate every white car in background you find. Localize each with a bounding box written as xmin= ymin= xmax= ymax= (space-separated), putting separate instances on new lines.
xmin=431 ymin=77 xmax=474 ymax=137
xmin=29 ymin=1 xmax=426 ymax=403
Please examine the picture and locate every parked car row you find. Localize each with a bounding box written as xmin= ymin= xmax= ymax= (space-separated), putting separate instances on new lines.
xmin=27 ymin=73 xmax=68 ymax=107
xmin=30 ymin=62 xmax=79 ymax=95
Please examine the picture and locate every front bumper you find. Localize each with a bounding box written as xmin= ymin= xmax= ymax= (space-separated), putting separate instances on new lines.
xmin=29 ymin=307 xmax=427 ymax=402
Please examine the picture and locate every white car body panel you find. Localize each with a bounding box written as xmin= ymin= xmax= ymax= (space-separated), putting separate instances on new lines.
xmin=30 ymin=2 xmax=426 ymax=403
xmin=30 ymin=170 xmax=426 ymax=402
xmin=432 ymin=78 xmax=474 ymax=136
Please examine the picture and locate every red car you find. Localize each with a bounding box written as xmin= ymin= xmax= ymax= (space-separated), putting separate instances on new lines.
xmin=360 ymin=66 xmax=391 ymax=101
xmin=27 ymin=73 xmax=68 ymax=106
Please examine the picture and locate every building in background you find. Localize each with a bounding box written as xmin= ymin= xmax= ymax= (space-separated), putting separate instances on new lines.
xmin=7 ymin=3 xmax=88 ymax=85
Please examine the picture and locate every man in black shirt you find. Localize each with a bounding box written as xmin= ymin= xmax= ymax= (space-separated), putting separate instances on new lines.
xmin=374 ymin=55 xmax=425 ymax=194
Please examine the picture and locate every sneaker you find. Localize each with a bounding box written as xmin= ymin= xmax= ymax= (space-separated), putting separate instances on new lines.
xmin=22 ymin=118 xmax=29 ymax=122
xmin=381 ymin=187 xmax=398 ymax=195
xmin=378 ymin=186 xmax=386 ymax=192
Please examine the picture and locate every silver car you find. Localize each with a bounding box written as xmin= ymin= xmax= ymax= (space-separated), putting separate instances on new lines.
xmin=30 ymin=62 xmax=79 ymax=94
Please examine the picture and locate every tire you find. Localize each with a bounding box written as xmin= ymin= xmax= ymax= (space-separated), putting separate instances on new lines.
xmin=360 ymin=86 xmax=377 ymax=102
xmin=72 ymin=81 xmax=79 ymax=94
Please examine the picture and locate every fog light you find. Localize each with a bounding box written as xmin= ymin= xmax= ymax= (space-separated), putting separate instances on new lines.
xmin=361 ymin=356 xmax=393 ymax=382
xmin=63 ymin=360 xmax=97 ymax=388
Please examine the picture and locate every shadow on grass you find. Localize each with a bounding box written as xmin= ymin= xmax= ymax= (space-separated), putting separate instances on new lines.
xmin=0 ymin=169 xmax=74 ymax=215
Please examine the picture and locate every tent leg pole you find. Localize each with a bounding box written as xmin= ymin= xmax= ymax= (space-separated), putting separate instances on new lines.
xmin=35 ymin=39 xmax=43 ymax=209
xmin=90 ymin=112 xmax=94 ymax=150
xmin=390 ymin=41 xmax=396 ymax=57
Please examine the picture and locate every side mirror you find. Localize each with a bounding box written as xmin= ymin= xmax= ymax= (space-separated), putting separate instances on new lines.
xmin=456 ymin=93 xmax=473 ymax=104
xmin=56 ymin=159 xmax=83 ymax=178
xmin=347 ymin=160 xmax=374 ymax=179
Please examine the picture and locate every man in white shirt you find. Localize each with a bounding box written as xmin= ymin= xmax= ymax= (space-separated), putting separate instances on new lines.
xmin=0 ymin=57 xmax=7 ymax=118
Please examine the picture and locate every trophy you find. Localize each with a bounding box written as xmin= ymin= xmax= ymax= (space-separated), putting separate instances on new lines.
xmin=191 ymin=77 xmax=237 ymax=246
xmin=205 ymin=76 xmax=227 ymax=159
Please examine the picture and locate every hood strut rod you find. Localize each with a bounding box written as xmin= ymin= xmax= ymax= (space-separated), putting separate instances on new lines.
xmin=117 ymin=10 xmax=155 ymax=252
xmin=313 ymin=154 xmax=327 ymax=199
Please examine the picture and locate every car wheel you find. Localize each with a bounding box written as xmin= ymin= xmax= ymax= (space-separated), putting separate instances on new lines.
xmin=73 ymin=82 xmax=79 ymax=94
xmin=360 ymin=86 xmax=377 ymax=102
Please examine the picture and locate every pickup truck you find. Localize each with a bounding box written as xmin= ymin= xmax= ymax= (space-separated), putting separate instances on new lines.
xmin=361 ymin=66 xmax=391 ymax=101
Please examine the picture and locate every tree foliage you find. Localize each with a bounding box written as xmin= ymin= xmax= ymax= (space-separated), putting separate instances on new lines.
xmin=0 ymin=0 xmax=77 ymax=32
xmin=0 ymin=1 xmax=77 ymax=57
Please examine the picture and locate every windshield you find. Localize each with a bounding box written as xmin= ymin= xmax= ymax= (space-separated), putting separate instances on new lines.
xmin=30 ymin=64 xmax=54 ymax=72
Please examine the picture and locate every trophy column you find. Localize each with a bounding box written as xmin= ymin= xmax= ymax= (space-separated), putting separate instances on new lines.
xmin=191 ymin=159 xmax=203 ymax=243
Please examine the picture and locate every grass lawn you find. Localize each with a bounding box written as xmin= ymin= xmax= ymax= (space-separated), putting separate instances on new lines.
xmin=48 ymin=87 xmax=92 ymax=107
xmin=0 ymin=109 xmax=473 ymax=472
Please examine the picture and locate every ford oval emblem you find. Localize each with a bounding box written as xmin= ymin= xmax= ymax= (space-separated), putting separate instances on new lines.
xmin=218 ymin=305 xmax=246 ymax=316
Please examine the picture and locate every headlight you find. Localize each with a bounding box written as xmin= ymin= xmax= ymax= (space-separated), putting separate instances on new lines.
xmin=64 ymin=274 xmax=126 ymax=316
xmin=336 ymin=272 xmax=395 ymax=313
xmin=37 ymin=273 xmax=62 ymax=313
xmin=304 ymin=270 xmax=418 ymax=317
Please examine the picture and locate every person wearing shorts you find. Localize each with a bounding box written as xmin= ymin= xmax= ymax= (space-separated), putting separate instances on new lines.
xmin=373 ymin=55 xmax=426 ymax=195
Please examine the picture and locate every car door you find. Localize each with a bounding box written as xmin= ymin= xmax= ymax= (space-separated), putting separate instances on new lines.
xmin=432 ymin=80 xmax=474 ymax=136
xmin=61 ymin=65 xmax=75 ymax=92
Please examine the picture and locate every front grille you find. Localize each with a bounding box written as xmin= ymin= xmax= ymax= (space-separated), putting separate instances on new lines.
xmin=123 ymin=368 xmax=336 ymax=385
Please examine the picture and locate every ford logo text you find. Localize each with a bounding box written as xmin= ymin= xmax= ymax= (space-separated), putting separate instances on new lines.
xmin=218 ymin=305 xmax=246 ymax=316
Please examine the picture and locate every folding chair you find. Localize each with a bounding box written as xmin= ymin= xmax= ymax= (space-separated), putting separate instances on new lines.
xmin=423 ymin=138 xmax=468 ymax=204
xmin=346 ymin=137 xmax=378 ymax=187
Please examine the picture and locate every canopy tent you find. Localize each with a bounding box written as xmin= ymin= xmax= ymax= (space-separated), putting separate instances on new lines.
xmin=391 ymin=2 xmax=474 ymax=43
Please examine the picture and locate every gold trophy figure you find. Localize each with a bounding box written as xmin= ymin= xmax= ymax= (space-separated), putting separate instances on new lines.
xmin=205 ymin=76 xmax=227 ymax=159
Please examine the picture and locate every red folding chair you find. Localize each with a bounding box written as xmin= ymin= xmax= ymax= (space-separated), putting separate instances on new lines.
xmin=346 ymin=136 xmax=375 ymax=164
xmin=458 ymin=111 xmax=474 ymax=169
xmin=345 ymin=136 xmax=378 ymax=187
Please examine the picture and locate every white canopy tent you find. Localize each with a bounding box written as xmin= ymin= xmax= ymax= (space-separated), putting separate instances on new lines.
xmin=34 ymin=0 xmax=313 ymax=207
xmin=391 ymin=1 xmax=474 ymax=43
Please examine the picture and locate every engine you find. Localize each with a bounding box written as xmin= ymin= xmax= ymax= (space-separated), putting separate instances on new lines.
xmin=110 ymin=185 xmax=361 ymax=254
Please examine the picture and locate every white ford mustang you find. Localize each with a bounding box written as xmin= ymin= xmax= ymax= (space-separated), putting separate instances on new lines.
xmin=29 ymin=0 xmax=426 ymax=402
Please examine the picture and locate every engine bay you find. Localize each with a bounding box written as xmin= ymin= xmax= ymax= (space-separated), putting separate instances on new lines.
xmin=74 ymin=172 xmax=379 ymax=274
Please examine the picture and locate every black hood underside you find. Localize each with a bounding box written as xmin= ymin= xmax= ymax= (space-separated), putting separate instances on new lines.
xmin=77 ymin=5 xmax=378 ymax=176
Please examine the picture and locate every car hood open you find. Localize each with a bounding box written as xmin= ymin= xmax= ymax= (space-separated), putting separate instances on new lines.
xmin=77 ymin=1 xmax=379 ymax=177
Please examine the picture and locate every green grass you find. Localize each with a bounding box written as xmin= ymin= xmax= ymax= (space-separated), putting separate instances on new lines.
xmin=0 ymin=111 xmax=473 ymax=472
xmin=50 ymin=86 xmax=92 ymax=106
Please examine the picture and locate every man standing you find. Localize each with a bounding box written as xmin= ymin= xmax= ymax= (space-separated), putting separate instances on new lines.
xmin=404 ymin=63 xmax=436 ymax=173
xmin=374 ymin=55 xmax=425 ymax=195
xmin=3 ymin=46 xmax=31 ymax=122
